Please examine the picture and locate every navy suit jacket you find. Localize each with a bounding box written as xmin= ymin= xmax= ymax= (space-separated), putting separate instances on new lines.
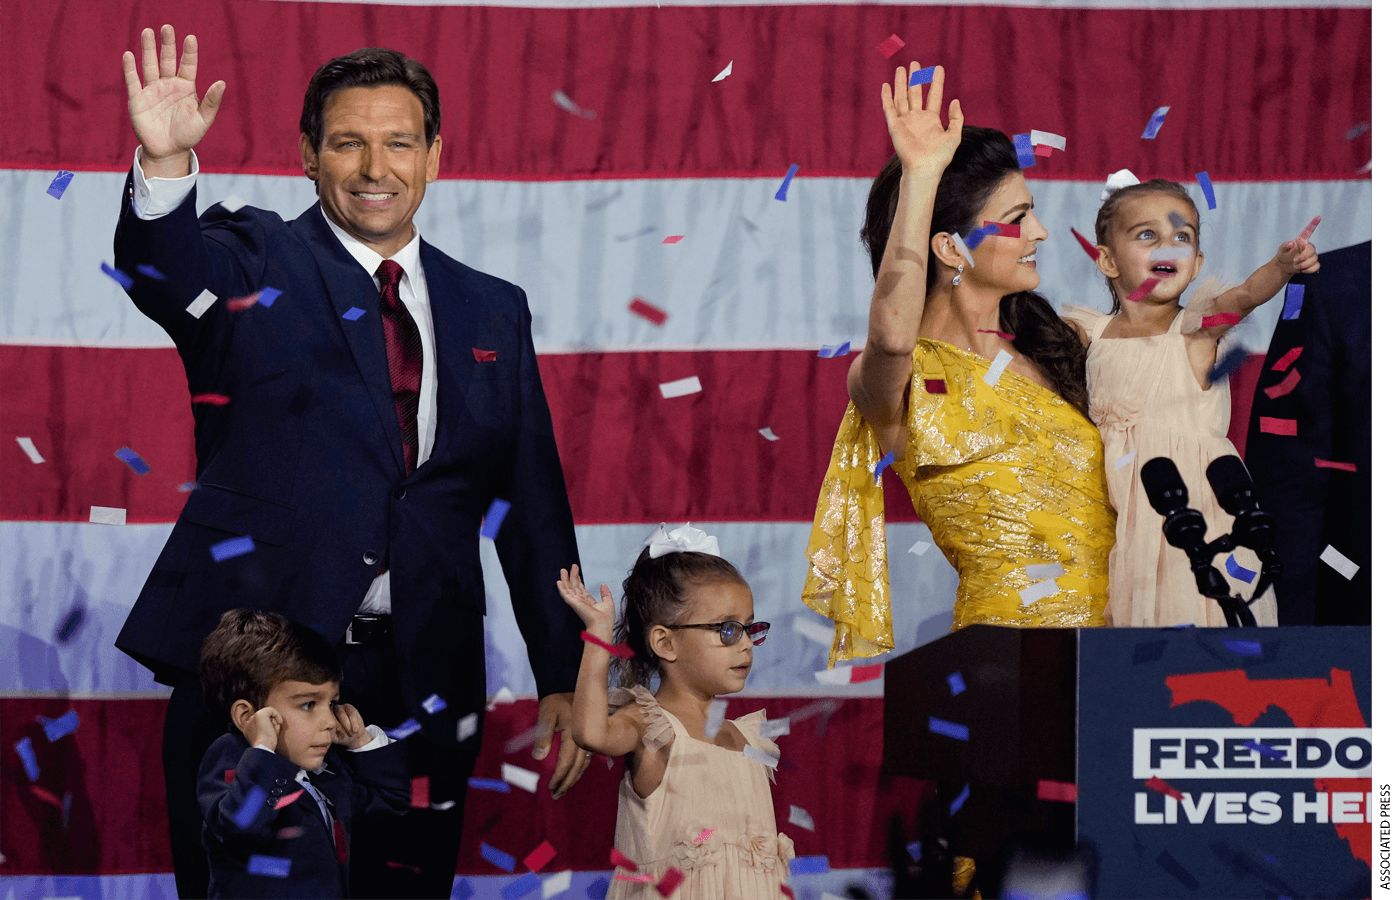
xmin=112 ymin=178 xmax=584 ymax=747
xmin=198 ymin=730 xmax=410 ymax=899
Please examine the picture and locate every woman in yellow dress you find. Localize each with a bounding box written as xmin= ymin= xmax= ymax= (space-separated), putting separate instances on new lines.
xmin=804 ymin=64 xmax=1116 ymax=667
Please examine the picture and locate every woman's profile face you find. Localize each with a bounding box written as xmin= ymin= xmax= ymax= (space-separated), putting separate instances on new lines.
xmin=954 ymin=172 xmax=1049 ymax=296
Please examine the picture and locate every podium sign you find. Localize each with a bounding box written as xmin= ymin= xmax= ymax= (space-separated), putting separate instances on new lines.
xmin=1078 ymin=627 xmax=1371 ymax=899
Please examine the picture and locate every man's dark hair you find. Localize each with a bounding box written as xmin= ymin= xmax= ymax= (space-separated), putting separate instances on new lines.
xmin=300 ymin=47 xmax=441 ymax=149
xmin=199 ymin=609 xmax=341 ymax=723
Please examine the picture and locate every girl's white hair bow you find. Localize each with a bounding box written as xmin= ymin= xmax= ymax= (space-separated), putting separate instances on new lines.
xmin=1101 ymin=168 xmax=1141 ymax=201
xmin=646 ymin=523 xmax=722 ymax=558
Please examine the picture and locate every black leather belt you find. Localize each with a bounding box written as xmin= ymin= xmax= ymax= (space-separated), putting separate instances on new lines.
xmin=346 ymin=614 xmax=393 ymax=646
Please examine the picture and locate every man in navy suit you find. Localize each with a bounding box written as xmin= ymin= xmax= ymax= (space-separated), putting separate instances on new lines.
xmin=114 ymin=26 xmax=590 ymax=898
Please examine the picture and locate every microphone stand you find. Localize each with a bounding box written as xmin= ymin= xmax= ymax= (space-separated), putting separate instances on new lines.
xmin=1159 ymin=506 xmax=1257 ymax=628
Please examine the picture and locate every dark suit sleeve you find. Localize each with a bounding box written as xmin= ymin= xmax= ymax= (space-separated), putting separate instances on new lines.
xmin=340 ymin=738 xmax=412 ymax=819
xmin=493 ymin=286 xmax=586 ymax=698
xmin=198 ymin=738 xmax=302 ymax=849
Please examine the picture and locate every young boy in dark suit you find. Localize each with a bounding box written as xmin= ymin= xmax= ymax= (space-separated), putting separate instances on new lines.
xmin=197 ymin=610 xmax=410 ymax=898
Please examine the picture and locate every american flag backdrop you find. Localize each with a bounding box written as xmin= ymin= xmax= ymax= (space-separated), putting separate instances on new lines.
xmin=0 ymin=0 xmax=1371 ymax=896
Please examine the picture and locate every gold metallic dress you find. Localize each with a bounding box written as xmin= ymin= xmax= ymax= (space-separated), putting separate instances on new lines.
xmin=804 ymin=339 xmax=1116 ymax=664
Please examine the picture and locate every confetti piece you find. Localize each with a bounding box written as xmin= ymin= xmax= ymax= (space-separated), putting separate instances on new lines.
xmin=949 ymin=783 xmax=971 ymax=815
xmin=909 ymin=541 xmax=932 ymax=556
xmin=491 ymin=686 xmax=517 ymax=707
xmin=1071 ymin=227 xmax=1100 ymax=261
xmin=14 ymin=738 xmax=39 ymax=780
xmin=950 ymin=232 xmax=975 ymax=267
xmin=522 ymin=840 xmax=557 ymax=874
xmin=232 ymin=785 xmax=268 ymax=830
xmin=388 ymin=718 xmax=422 ymax=739
xmin=928 ymin=716 xmax=969 ymax=741
xmin=1345 ymin=122 xmax=1369 ymax=140
xmin=228 ymin=293 xmax=261 ymax=312
xmin=1155 ymin=850 xmax=1199 ymax=890
xmin=1263 ymin=368 xmax=1301 ymax=400
xmin=628 ymin=297 xmax=668 ymax=326
xmin=964 ymin=224 xmax=998 ymax=250
xmin=15 ymin=437 xmax=45 ymax=464
xmin=191 ymin=393 xmax=230 ymax=406
xmin=257 ymin=287 xmax=282 ymax=308
xmin=1282 ymin=284 xmax=1304 ymax=320
xmin=907 ymin=841 xmax=922 ymax=862
xmin=473 ymin=348 xmax=498 ymax=362
xmin=983 ymin=349 xmax=1013 ymax=387
xmin=178 ymin=482 xmax=196 ymax=491
xmin=220 ymin=194 xmax=246 ymax=213
xmin=1260 ymin=852 xmax=1279 ymax=866
xmin=503 ymin=873 xmax=541 ymax=900
xmin=273 ymin=788 xmax=305 ymax=810
xmin=502 ymin=762 xmax=541 ymax=793
xmin=582 ymin=630 xmax=636 ymax=659
xmin=89 ymin=506 xmax=126 ymax=525
xmin=794 ymin=618 xmax=834 ymax=645
xmin=659 ymin=376 xmax=702 ymax=398
xmin=712 ymin=60 xmax=733 ymax=82
xmin=47 ymin=171 xmax=75 ymax=199
xmin=1222 ymin=639 xmax=1262 ymax=657
xmin=774 ymin=164 xmax=800 ymax=201
xmin=1025 ymin=562 xmax=1064 ymax=580
xmin=542 ymin=870 xmax=573 ymax=898
xmin=137 ymin=264 xmax=165 ymax=280
xmin=610 ymin=848 xmax=639 ymax=871
xmin=984 ymin=222 xmax=1021 ymax=239
xmin=615 ymin=873 xmax=656 ymax=884
xmin=877 ymin=34 xmax=906 ymax=58
xmin=1019 ymin=579 xmax=1059 ymax=605
xmin=42 ymin=710 xmax=80 ymax=742
xmin=1207 ymin=346 xmax=1249 ymax=384
xmin=457 ymin=713 xmax=478 ymax=741
xmin=704 ymin=698 xmax=728 ymax=739
xmin=102 ymin=262 xmax=133 ymax=291
xmin=115 ymin=447 xmax=151 ymax=475
xmin=210 ymin=536 xmax=255 ymax=562
xmin=411 ymin=776 xmax=430 ymax=808
xmin=1315 ymin=458 xmax=1357 ymax=472
xmin=1149 ymin=247 xmax=1194 ymax=262
xmin=947 ymin=671 xmax=966 ymax=695
xmin=789 ymin=805 xmax=816 ymax=830
xmin=1146 ymin=776 xmax=1184 ymax=801
xmin=977 ymin=328 xmax=1015 ymax=341
xmin=693 ymin=829 xmax=715 ymax=844
xmin=343 ymin=307 xmax=367 ymax=321
xmin=551 ymin=91 xmax=595 ymax=119
xmin=662 ymin=234 xmax=684 ymax=244
xmin=656 ymin=868 xmax=686 ymax=898
xmin=334 ymin=821 xmax=348 ymax=864
xmin=1037 ymin=779 xmax=1078 ymax=803
xmin=56 ymin=605 xmax=85 ymax=643
xmin=1244 ymin=740 xmax=1285 ymax=761
xmin=814 ymin=663 xmax=883 ymax=685
xmin=1126 ymin=278 xmax=1160 ymax=302
xmin=1113 ymin=451 xmax=1136 ymax=472
xmin=1320 ymin=545 xmax=1359 ymax=580
xmin=1201 ymin=313 xmax=1240 ymax=328
xmin=30 ymin=785 xmax=62 ymax=807
xmin=1012 ymin=133 xmax=1036 ymax=168
xmin=743 ymin=745 xmax=779 ymax=768
xmin=1259 ymin=417 xmax=1297 ymax=436
xmin=421 ymin=694 xmax=446 ymax=714
xmin=790 ymin=856 xmax=830 ymax=876
xmin=469 ymin=778 xmax=511 ymax=792
xmin=480 ymin=499 xmax=511 ymax=540
xmin=1133 ymin=640 xmax=1167 ymax=664
xmin=925 ymin=378 xmax=946 ymax=394
xmin=873 ymin=450 xmax=895 ymax=480
xmin=1030 ymin=130 xmax=1067 ymax=151
xmin=758 ymin=427 xmax=779 ymax=441
xmin=1195 ymin=172 xmax=1217 ymax=210
xmin=817 ymin=341 xmax=852 ymax=358
xmin=1271 ymin=346 xmax=1303 ymax=371
xmin=908 ymin=66 xmax=935 ymax=87
xmin=1141 ymin=106 xmax=1171 ymax=139
xmin=224 ymin=769 xmax=237 ymax=784
xmin=759 ymin=717 xmax=790 ymax=739
xmin=481 ymin=843 xmax=516 ymax=872
xmin=781 ymin=887 xmax=795 ymax=899
xmin=248 ymin=855 xmax=292 ymax=878
xmin=187 ymin=289 xmax=218 ymax=318
xmin=1033 ymin=143 xmax=1053 ymax=158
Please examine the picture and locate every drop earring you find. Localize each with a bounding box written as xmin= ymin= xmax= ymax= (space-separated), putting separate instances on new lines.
xmin=951 ymin=264 xmax=964 ymax=288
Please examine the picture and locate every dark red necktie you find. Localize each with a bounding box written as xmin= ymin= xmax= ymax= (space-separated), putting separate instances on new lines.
xmin=375 ymin=259 xmax=423 ymax=474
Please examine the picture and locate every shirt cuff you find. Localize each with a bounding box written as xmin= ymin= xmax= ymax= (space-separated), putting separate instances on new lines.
xmin=253 ymin=744 xmax=276 ymax=754
xmin=350 ymin=723 xmax=391 ymax=752
xmin=131 ymin=146 xmax=200 ymax=221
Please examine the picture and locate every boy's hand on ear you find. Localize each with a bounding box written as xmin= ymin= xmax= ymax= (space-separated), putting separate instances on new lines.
xmin=332 ymin=702 xmax=370 ymax=749
xmin=242 ymin=707 xmax=283 ymax=750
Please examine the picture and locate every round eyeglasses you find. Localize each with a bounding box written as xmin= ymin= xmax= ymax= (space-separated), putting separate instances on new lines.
xmin=670 ymin=621 xmax=771 ymax=646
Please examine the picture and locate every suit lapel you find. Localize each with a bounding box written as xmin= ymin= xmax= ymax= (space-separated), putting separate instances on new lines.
xmin=410 ymin=241 xmax=478 ymax=481
xmin=292 ymin=206 xmax=405 ymax=474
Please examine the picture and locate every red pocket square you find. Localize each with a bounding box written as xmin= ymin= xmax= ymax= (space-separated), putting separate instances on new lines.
xmin=473 ymin=348 xmax=497 ymax=362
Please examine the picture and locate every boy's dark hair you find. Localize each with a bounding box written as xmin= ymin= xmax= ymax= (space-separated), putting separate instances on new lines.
xmin=614 ymin=547 xmax=747 ymax=688
xmin=301 ymin=47 xmax=441 ymax=150
xmin=199 ymin=609 xmax=341 ymax=723
xmin=1094 ymin=178 xmax=1201 ymax=314
xmin=861 ymin=127 xmax=1090 ymax=419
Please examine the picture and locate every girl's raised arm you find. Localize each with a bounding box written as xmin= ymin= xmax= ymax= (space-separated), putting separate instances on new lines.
xmin=1197 ymin=219 xmax=1321 ymax=341
xmin=556 ymin=566 xmax=644 ymax=757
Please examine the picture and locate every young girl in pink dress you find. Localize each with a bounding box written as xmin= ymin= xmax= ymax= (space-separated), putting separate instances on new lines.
xmin=556 ymin=524 xmax=793 ymax=899
xmin=1062 ymin=174 xmax=1319 ymax=627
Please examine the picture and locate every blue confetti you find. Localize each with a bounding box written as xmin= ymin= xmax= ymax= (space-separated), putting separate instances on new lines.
xmin=480 ymin=499 xmax=511 ymax=541
xmin=257 ymin=287 xmax=283 ymax=308
xmin=232 ymin=785 xmax=268 ymax=830
xmin=55 ymin=604 xmax=86 ymax=643
xmin=247 ymin=855 xmax=292 ymax=878
xmin=949 ymin=782 xmax=970 ymax=816
xmin=343 ymin=307 xmax=367 ymax=321
xmin=774 ymin=164 xmax=800 ymax=201
xmin=1245 ymin=740 xmax=1285 ymax=760
xmin=115 ymin=447 xmax=151 ymax=475
xmin=928 ymin=716 xmax=969 ymax=741
xmin=14 ymin=737 xmax=40 ymax=781
xmin=47 ymin=171 xmax=75 ymax=199
xmin=1196 ymin=172 xmax=1217 ymax=210
xmin=421 ymin=694 xmax=447 ymax=714
xmin=101 ymin=262 xmax=133 ymax=291
xmin=1142 ymin=106 xmax=1171 ymax=140
xmin=1012 ymin=132 xmax=1036 ymax=168
xmin=906 ymin=840 xmax=922 ymax=861
xmin=1222 ymin=639 xmax=1262 ymax=658
xmin=42 ymin=710 xmax=80 ymax=742
xmin=1207 ymin=347 xmax=1249 ymax=385
xmin=389 ymin=717 xmax=422 ymax=739
xmin=947 ymin=671 xmax=966 ymax=695
xmin=964 ymin=224 xmax=999 ymax=250
xmin=502 ymin=872 xmax=540 ymax=899
xmin=210 ymin=536 xmax=255 ymax=562
xmin=1282 ymin=283 xmax=1304 ymax=320
xmin=908 ymin=66 xmax=936 ymax=87
xmin=586 ymin=875 xmax=610 ymax=900
xmin=62 ymin=790 xmax=73 ymax=827
xmin=817 ymin=341 xmax=851 ymax=358
xmin=137 ymin=265 xmax=166 ymax=280
xmin=469 ymin=778 xmax=512 ymax=792
xmin=873 ymin=450 xmax=895 ymax=481
xmin=789 ymin=856 xmax=830 ymax=875
xmin=481 ymin=842 xmax=516 ymax=872
xmin=1261 ymin=852 xmax=1279 ymax=865
xmin=1225 ymin=554 xmax=1258 ymax=583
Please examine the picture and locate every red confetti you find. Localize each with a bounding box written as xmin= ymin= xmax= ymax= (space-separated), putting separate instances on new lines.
xmin=876 ymin=34 xmax=906 ymax=58
xmin=227 ymin=293 xmax=260 ymax=312
xmin=850 ymin=663 xmax=884 ymax=684
xmin=473 ymin=348 xmax=498 ymax=362
xmin=628 ymin=297 xmax=669 ymax=326
xmin=1033 ymin=143 xmax=1054 ymax=158
xmin=1262 ymin=368 xmax=1301 ymax=400
xmin=582 ymin=629 xmax=636 ymax=659
xmin=334 ymin=820 xmax=348 ymax=864
xmin=224 ymin=769 xmax=236 ymax=784
xmin=1201 ymin=313 xmax=1241 ymax=328
xmin=1126 ymin=278 xmax=1161 ymax=302
xmin=780 ymin=886 xmax=796 ymax=899
xmin=385 ymin=861 xmax=422 ymax=873
xmin=276 ymin=827 xmax=304 ymax=840
xmin=523 ymin=840 xmax=557 ymax=873
xmin=925 ymin=379 xmax=946 ymax=394
xmin=192 ymin=393 xmax=231 ymax=406
xmin=657 ymin=867 xmax=686 ymax=898
xmin=981 ymin=222 xmax=1022 ymax=239
xmin=977 ymin=328 xmax=1016 ymax=341
xmin=275 ymin=789 xmax=305 ymax=810
xmin=615 ymin=874 xmax=655 ymax=883
xmin=1272 ymin=346 xmax=1304 ymax=371
xmin=1315 ymin=458 xmax=1358 ymax=472
xmin=30 ymin=785 xmax=63 ymax=807
xmin=1145 ymin=776 xmax=1183 ymax=801
xmin=1071 ymin=227 xmax=1100 ymax=261
xmin=662 ymin=235 xmax=684 ymax=244
xmin=1036 ymin=779 xmax=1078 ymax=803
xmin=411 ymin=776 xmax=430 ymax=809
xmin=610 ymin=848 xmax=639 ymax=872
xmin=1259 ymin=417 xmax=1297 ymax=436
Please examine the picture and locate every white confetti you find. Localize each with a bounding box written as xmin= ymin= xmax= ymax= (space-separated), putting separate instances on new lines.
xmin=456 ymin=713 xmax=479 ymax=742
xmin=983 ymin=350 xmax=1013 ymax=387
xmin=743 ymin=745 xmax=779 ymax=768
xmin=758 ymin=427 xmax=779 ymax=441
xmin=759 ymin=717 xmax=790 ymax=739
xmin=1018 ymin=579 xmax=1059 ymax=605
xmin=488 ymin=686 xmax=516 ymax=708
xmin=429 ymin=800 xmax=456 ymax=810
xmin=542 ymin=870 xmax=574 ymax=899
xmin=908 ymin=541 xmax=933 ymax=556
xmin=1115 ymin=450 xmax=1136 ymax=470
xmin=788 ymin=805 xmax=816 ymax=830
xmin=951 ymin=231 xmax=976 ymax=268
xmin=552 ymin=90 xmax=596 ymax=119
xmin=501 ymin=762 xmax=541 ymax=793
xmin=220 ymin=194 xmax=246 ymax=213
xmin=704 ymin=699 xmax=728 ymax=739
xmin=15 ymin=437 xmax=45 ymax=464
xmin=88 ymin=506 xmax=126 ymax=525
xmin=1320 ymin=545 xmax=1359 ymax=580
xmin=1024 ymin=562 xmax=1065 ymax=580
xmin=813 ymin=667 xmax=853 ymax=686
xmin=660 ymin=376 xmax=702 ymax=398
xmin=186 ymin=289 xmax=217 ymax=319
xmin=504 ymin=726 xmax=543 ymax=755
xmin=1149 ymin=247 xmax=1194 ymax=261
xmin=793 ymin=617 xmax=835 ymax=646
xmin=712 ymin=60 xmax=734 ymax=82
xmin=1029 ymin=129 xmax=1067 ymax=150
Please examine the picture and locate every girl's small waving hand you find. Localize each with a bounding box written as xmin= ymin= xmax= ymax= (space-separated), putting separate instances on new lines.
xmin=556 ymin=566 xmax=644 ymax=758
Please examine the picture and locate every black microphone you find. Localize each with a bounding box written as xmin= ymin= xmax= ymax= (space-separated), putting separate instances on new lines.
xmin=1206 ymin=455 xmax=1282 ymax=600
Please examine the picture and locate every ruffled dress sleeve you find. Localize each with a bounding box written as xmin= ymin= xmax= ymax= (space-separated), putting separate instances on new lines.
xmin=608 ymin=686 xmax=675 ymax=752
xmin=731 ymin=711 xmax=779 ymax=785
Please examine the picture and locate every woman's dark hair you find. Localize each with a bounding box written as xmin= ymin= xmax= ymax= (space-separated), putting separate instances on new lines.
xmin=861 ymin=126 xmax=1089 ymax=418
xmin=199 ymin=609 xmax=341 ymax=723
xmin=614 ymin=546 xmax=747 ymax=688
xmin=1094 ymin=179 xmax=1200 ymax=314
xmin=301 ymin=48 xmax=441 ymax=149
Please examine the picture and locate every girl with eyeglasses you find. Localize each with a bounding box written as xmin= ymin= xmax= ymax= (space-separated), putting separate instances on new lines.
xmin=555 ymin=524 xmax=793 ymax=899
